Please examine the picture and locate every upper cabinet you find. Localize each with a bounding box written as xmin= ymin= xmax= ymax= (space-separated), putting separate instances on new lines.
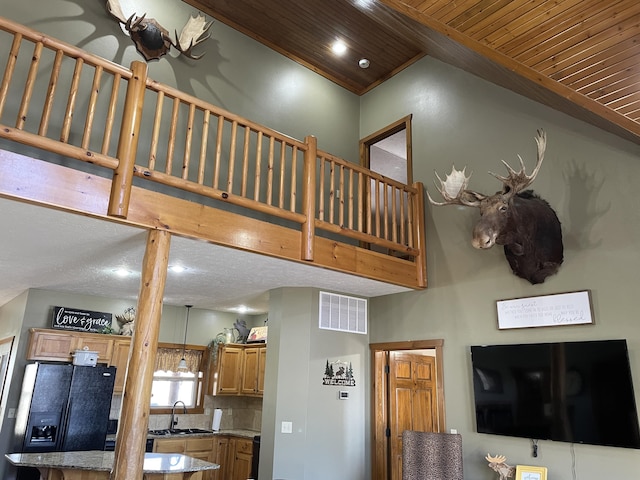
xmin=212 ymin=343 xmax=266 ymax=397
xmin=26 ymin=328 xmax=131 ymax=393
xmin=216 ymin=344 xmax=244 ymax=395
xmin=240 ymin=345 xmax=267 ymax=396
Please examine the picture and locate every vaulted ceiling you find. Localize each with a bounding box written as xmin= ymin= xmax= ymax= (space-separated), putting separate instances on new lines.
xmin=184 ymin=0 xmax=640 ymax=146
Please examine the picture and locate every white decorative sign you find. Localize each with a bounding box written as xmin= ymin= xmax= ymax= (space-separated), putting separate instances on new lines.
xmin=496 ymin=291 xmax=593 ymax=330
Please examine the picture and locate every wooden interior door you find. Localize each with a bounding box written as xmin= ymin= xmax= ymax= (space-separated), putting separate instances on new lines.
xmin=389 ymin=351 xmax=438 ymax=480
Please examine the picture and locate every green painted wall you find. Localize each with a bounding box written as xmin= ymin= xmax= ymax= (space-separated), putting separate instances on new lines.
xmin=2 ymin=1 xmax=640 ymax=479
xmin=262 ymin=288 xmax=369 ymax=480
xmin=362 ymin=57 xmax=640 ymax=479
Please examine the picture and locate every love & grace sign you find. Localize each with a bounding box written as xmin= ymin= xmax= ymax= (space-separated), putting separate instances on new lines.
xmin=52 ymin=306 xmax=113 ymax=333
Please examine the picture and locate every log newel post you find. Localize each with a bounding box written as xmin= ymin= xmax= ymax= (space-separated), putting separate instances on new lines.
xmin=112 ymin=229 xmax=171 ymax=480
xmin=108 ymin=61 xmax=147 ymax=218
xmin=301 ymin=135 xmax=317 ymax=261
xmin=413 ymin=182 xmax=427 ymax=287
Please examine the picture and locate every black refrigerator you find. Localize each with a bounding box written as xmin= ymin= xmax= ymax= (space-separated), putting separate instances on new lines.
xmin=15 ymin=362 xmax=116 ymax=453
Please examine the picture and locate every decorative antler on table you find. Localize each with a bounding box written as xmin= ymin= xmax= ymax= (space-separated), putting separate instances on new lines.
xmin=106 ymin=0 xmax=212 ymax=61
xmin=485 ymin=453 xmax=516 ymax=480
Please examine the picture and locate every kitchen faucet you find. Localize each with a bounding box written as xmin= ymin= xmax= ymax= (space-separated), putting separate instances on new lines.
xmin=170 ymin=400 xmax=187 ymax=429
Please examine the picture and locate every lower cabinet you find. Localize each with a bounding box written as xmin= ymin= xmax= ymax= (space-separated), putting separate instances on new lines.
xmin=153 ymin=435 xmax=253 ymax=480
xmin=212 ymin=436 xmax=229 ymax=480
xmin=154 ymin=437 xmax=216 ymax=480
xmin=230 ymin=437 xmax=253 ymax=480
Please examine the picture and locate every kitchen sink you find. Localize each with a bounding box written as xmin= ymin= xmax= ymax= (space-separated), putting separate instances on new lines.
xmin=148 ymin=428 xmax=214 ymax=436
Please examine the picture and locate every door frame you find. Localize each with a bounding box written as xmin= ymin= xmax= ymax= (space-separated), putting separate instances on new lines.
xmin=359 ymin=114 xmax=413 ymax=184
xmin=369 ymin=339 xmax=446 ymax=480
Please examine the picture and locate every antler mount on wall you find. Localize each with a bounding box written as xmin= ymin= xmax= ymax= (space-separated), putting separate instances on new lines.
xmin=106 ymin=1 xmax=212 ymax=61
xmin=428 ymin=130 xmax=564 ymax=285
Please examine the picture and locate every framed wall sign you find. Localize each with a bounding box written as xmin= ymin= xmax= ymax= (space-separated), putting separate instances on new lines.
xmin=496 ymin=290 xmax=593 ymax=330
xmin=52 ymin=306 xmax=113 ymax=333
xmin=515 ymin=465 xmax=547 ymax=480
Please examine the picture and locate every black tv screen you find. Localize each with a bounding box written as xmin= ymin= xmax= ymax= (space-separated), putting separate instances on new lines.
xmin=470 ymin=339 xmax=640 ymax=449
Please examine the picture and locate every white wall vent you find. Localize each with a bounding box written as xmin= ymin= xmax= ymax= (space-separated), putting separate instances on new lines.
xmin=319 ymin=291 xmax=368 ymax=334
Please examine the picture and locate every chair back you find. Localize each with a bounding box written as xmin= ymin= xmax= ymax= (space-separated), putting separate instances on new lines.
xmin=402 ymin=431 xmax=463 ymax=480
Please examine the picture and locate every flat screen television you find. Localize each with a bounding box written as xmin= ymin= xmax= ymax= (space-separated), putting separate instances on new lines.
xmin=470 ymin=339 xmax=640 ymax=449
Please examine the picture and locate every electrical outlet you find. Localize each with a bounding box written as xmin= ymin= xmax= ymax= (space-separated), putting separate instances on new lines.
xmin=8 ymin=408 xmax=16 ymax=418
xmin=281 ymin=421 xmax=293 ymax=434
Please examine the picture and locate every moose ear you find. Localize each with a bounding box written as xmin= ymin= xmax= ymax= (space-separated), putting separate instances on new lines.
xmin=460 ymin=190 xmax=485 ymax=206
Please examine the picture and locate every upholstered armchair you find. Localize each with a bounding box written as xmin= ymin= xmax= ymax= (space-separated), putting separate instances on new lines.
xmin=402 ymin=431 xmax=464 ymax=480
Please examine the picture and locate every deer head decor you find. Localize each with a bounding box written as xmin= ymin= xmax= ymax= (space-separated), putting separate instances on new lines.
xmin=106 ymin=1 xmax=213 ymax=61
xmin=485 ymin=454 xmax=516 ymax=480
xmin=428 ymin=130 xmax=563 ymax=284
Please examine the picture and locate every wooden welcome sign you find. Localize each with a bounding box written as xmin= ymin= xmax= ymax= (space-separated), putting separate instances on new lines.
xmin=52 ymin=306 xmax=113 ymax=333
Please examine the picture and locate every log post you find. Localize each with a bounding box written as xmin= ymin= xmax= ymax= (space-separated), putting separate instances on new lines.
xmin=301 ymin=135 xmax=317 ymax=261
xmin=412 ymin=182 xmax=427 ymax=288
xmin=112 ymin=229 xmax=171 ymax=480
xmin=108 ymin=61 xmax=147 ymax=218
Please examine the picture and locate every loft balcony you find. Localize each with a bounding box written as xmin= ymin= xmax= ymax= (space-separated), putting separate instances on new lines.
xmin=0 ymin=16 xmax=427 ymax=296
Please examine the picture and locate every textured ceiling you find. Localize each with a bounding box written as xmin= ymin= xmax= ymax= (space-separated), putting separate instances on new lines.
xmin=0 ymin=198 xmax=409 ymax=313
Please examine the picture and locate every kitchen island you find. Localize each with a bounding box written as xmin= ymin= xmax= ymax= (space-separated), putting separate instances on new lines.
xmin=5 ymin=450 xmax=219 ymax=479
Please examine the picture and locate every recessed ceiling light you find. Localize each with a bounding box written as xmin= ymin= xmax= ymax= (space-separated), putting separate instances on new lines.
xmin=331 ymin=40 xmax=347 ymax=56
xmin=112 ymin=268 xmax=131 ymax=277
xmin=169 ymin=265 xmax=187 ymax=273
xmin=236 ymin=305 xmax=248 ymax=313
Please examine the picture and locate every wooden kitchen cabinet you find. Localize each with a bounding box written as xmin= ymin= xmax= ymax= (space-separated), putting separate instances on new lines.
xmin=154 ymin=436 xmax=216 ymax=480
xmin=211 ymin=436 xmax=230 ymax=480
xmin=240 ymin=345 xmax=266 ymax=396
xmin=27 ymin=328 xmax=113 ymax=362
xmin=26 ymin=329 xmax=131 ymax=393
xmin=215 ymin=345 xmax=244 ymax=395
xmin=210 ymin=435 xmax=253 ymax=480
xmin=230 ymin=437 xmax=253 ymax=480
xmin=27 ymin=329 xmax=76 ymax=361
xmin=110 ymin=337 xmax=131 ymax=393
xmin=214 ymin=343 xmax=266 ymax=397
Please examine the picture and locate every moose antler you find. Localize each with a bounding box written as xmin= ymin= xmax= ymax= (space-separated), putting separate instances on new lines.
xmin=485 ymin=453 xmax=516 ymax=480
xmin=485 ymin=454 xmax=507 ymax=463
xmin=427 ymin=166 xmax=484 ymax=207
xmin=173 ymin=14 xmax=213 ymax=60
xmin=489 ymin=129 xmax=546 ymax=199
xmin=106 ymin=0 xmax=212 ymax=61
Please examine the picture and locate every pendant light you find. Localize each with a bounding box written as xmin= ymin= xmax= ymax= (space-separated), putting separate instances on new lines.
xmin=177 ymin=305 xmax=192 ymax=371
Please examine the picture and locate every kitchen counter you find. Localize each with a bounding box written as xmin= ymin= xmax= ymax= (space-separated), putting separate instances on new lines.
xmin=6 ymin=450 xmax=219 ymax=479
xmin=214 ymin=428 xmax=260 ymax=438
xmin=145 ymin=428 xmax=259 ymax=439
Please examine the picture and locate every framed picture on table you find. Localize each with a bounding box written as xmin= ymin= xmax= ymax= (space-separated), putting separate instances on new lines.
xmin=515 ymin=465 xmax=548 ymax=480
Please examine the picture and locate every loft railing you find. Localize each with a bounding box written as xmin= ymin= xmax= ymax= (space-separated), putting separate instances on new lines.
xmin=0 ymin=16 xmax=426 ymax=288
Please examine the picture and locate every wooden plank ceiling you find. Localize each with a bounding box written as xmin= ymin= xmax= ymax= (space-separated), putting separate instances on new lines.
xmin=183 ymin=0 xmax=640 ymax=145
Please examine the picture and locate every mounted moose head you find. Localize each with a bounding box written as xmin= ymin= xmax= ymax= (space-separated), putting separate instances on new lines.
xmin=428 ymin=130 xmax=563 ymax=284
xmin=106 ymin=0 xmax=213 ymax=61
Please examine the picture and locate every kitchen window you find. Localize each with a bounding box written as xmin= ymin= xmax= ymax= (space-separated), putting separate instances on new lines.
xmin=150 ymin=345 xmax=206 ymax=413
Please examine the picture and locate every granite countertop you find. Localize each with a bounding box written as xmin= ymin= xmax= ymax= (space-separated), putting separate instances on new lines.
xmin=145 ymin=428 xmax=259 ymax=439
xmin=213 ymin=429 xmax=260 ymax=439
xmin=5 ymin=451 xmax=220 ymax=474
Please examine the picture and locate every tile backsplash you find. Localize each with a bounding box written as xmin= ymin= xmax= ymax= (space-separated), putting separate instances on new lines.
xmin=112 ymin=394 xmax=262 ymax=432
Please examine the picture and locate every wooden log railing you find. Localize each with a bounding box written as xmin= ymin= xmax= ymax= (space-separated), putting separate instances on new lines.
xmin=0 ymin=15 xmax=426 ymax=288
